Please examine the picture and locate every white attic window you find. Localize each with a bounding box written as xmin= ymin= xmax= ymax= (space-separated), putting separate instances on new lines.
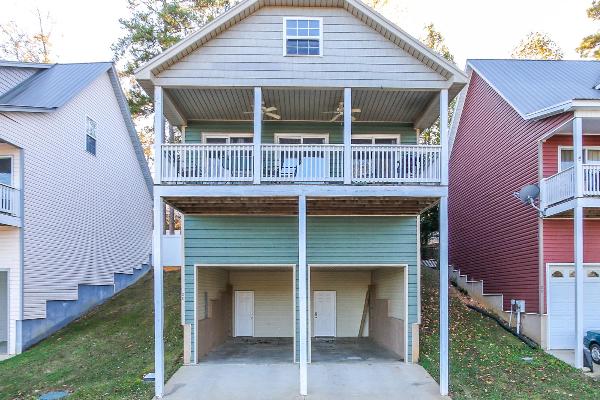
xmin=283 ymin=17 xmax=323 ymax=56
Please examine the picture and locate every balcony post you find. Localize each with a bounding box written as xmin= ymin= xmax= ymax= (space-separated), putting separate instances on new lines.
xmin=343 ymin=88 xmax=352 ymax=184
xmin=253 ymin=87 xmax=262 ymax=184
xmin=440 ymin=89 xmax=449 ymax=186
xmin=573 ymin=116 xmax=584 ymax=369
xmin=153 ymin=195 xmax=165 ymax=398
xmin=298 ymin=195 xmax=308 ymax=395
xmin=154 ymin=86 xmax=164 ymax=184
xmin=439 ymin=195 xmax=449 ymax=396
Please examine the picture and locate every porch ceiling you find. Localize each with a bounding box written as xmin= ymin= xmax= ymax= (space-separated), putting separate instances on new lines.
xmin=164 ymin=196 xmax=438 ymax=215
xmin=164 ymin=87 xmax=437 ymax=126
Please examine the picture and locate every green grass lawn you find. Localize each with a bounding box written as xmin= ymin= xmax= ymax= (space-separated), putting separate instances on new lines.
xmin=0 ymin=271 xmax=183 ymax=400
xmin=420 ymin=266 xmax=599 ymax=399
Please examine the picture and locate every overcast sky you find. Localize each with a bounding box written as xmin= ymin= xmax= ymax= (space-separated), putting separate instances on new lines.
xmin=1 ymin=0 xmax=596 ymax=68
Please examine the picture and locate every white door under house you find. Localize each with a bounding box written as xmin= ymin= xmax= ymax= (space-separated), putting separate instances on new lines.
xmin=548 ymin=264 xmax=600 ymax=349
xmin=0 ymin=271 xmax=7 ymax=354
xmin=234 ymin=291 xmax=254 ymax=337
xmin=313 ymin=291 xmax=336 ymax=337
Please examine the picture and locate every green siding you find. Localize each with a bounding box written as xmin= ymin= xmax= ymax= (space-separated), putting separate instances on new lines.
xmin=184 ymin=215 xmax=419 ymax=363
xmin=185 ymin=121 xmax=417 ymax=144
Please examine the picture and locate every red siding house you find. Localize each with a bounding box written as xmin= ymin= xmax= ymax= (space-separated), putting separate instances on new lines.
xmin=449 ymin=60 xmax=600 ymax=365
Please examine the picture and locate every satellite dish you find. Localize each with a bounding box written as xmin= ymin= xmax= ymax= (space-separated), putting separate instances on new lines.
xmin=515 ymin=184 xmax=540 ymax=205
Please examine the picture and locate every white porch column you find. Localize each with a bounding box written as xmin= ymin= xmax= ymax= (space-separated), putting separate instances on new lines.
xmin=298 ymin=195 xmax=308 ymax=395
xmin=573 ymin=116 xmax=584 ymax=369
xmin=439 ymin=195 xmax=449 ymax=395
xmin=153 ymin=195 xmax=165 ymax=398
xmin=440 ymin=89 xmax=449 ymax=186
xmin=343 ymin=88 xmax=352 ymax=184
xmin=253 ymin=87 xmax=262 ymax=184
xmin=439 ymin=88 xmax=450 ymax=396
xmin=154 ymin=86 xmax=164 ymax=184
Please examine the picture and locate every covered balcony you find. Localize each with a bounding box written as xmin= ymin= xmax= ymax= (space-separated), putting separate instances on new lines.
xmin=152 ymin=87 xmax=450 ymax=187
xmin=539 ymin=117 xmax=600 ymax=213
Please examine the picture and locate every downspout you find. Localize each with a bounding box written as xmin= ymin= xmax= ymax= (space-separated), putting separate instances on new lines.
xmin=537 ymin=140 xmax=546 ymax=329
xmin=18 ymin=147 xmax=25 ymax=353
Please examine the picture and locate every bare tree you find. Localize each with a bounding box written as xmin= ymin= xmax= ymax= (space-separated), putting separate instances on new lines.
xmin=0 ymin=8 xmax=53 ymax=63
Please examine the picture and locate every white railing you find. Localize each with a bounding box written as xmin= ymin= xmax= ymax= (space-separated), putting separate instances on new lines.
xmin=161 ymin=144 xmax=254 ymax=182
xmin=584 ymin=165 xmax=600 ymax=196
xmin=351 ymin=145 xmax=442 ymax=183
xmin=261 ymin=144 xmax=344 ymax=182
xmin=160 ymin=143 xmax=443 ymax=184
xmin=541 ymin=167 xmax=575 ymax=207
xmin=0 ymin=184 xmax=19 ymax=216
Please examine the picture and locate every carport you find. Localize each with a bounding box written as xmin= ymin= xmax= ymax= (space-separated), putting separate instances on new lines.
xmin=194 ymin=264 xmax=408 ymax=364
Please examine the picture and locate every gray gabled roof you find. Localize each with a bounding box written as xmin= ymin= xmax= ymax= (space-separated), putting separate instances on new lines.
xmin=0 ymin=62 xmax=113 ymax=112
xmin=468 ymin=59 xmax=600 ymax=119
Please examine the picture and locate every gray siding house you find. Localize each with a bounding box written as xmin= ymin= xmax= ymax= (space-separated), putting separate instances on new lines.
xmin=136 ymin=0 xmax=467 ymax=397
xmin=0 ymin=60 xmax=153 ymax=355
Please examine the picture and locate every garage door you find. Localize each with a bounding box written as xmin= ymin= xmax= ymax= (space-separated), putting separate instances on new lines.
xmin=548 ymin=265 xmax=600 ymax=349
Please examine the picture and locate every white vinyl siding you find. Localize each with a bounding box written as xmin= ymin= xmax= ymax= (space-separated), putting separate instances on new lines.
xmin=0 ymin=72 xmax=152 ymax=319
xmin=196 ymin=268 xmax=229 ymax=320
xmin=0 ymin=67 xmax=38 ymax=96
xmin=0 ymin=226 xmax=21 ymax=354
xmin=230 ymin=270 xmax=294 ymax=337
xmin=157 ymin=7 xmax=445 ymax=88
xmin=373 ymin=268 xmax=405 ymax=320
xmin=310 ymin=270 xmax=370 ymax=337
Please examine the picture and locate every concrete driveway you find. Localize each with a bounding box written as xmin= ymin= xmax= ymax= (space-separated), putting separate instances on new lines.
xmin=161 ymin=362 xmax=447 ymax=400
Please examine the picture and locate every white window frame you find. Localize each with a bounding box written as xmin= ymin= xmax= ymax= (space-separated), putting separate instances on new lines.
xmin=274 ymin=133 xmax=329 ymax=144
xmin=282 ymin=17 xmax=323 ymax=57
xmin=351 ymin=134 xmax=402 ymax=144
xmin=557 ymin=145 xmax=600 ymax=171
xmin=85 ymin=116 xmax=97 ymax=156
xmin=0 ymin=155 xmax=13 ymax=187
xmin=201 ymin=133 xmax=254 ymax=144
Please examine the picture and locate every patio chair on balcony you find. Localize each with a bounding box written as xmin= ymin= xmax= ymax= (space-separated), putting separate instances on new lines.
xmin=279 ymin=156 xmax=300 ymax=178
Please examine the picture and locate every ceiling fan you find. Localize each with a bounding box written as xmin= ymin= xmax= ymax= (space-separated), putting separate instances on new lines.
xmin=243 ymin=105 xmax=281 ymax=120
xmin=323 ymin=102 xmax=361 ymax=122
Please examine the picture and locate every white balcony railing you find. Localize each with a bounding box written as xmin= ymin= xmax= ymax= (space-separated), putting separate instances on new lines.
xmin=541 ymin=167 xmax=575 ymax=207
xmin=541 ymin=165 xmax=600 ymax=207
xmin=162 ymin=144 xmax=254 ymax=182
xmin=584 ymin=164 xmax=600 ymax=196
xmin=0 ymin=183 xmax=19 ymax=217
xmin=262 ymin=144 xmax=344 ymax=182
xmin=161 ymin=143 xmax=442 ymax=185
xmin=352 ymin=145 xmax=442 ymax=183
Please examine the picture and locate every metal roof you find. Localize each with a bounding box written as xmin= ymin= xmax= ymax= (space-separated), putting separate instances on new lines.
xmin=0 ymin=62 xmax=112 ymax=111
xmin=468 ymin=59 xmax=600 ymax=119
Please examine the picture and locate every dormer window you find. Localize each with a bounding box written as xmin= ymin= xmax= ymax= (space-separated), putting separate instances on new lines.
xmin=284 ymin=17 xmax=322 ymax=56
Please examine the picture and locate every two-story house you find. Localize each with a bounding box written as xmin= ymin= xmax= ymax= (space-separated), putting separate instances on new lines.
xmin=0 ymin=60 xmax=153 ymax=356
xmin=449 ymin=59 xmax=600 ymax=369
xmin=136 ymin=0 xmax=467 ymax=397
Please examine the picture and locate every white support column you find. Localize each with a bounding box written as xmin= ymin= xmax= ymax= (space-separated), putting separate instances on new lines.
xmin=573 ymin=116 xmax=584 ymax=369
xmin=343 ymin=88 xmax=352 ymax=184
xmin=440 ymin=89 xmax=449 ymax=186
xmin=439 ymin=88 xmax=450 ymax=395
xmin=439 ymin=195 xmax=449 ymax=396
xmin=298 ymin=195 xmax=308 ymax=396
xmin=154 ymin=86 xmax=164 ymax=184
xmin=253 ymin=87 xmax=263 ymax=184
xmin=153 ymin=195 xmax=165 ymax=398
